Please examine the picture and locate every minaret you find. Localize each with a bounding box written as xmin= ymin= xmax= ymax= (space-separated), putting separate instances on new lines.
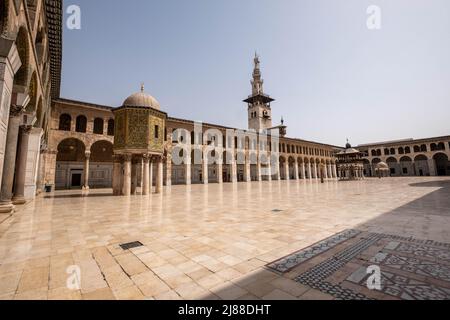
xmin=244 ymin=53 xmax=274 ymax=132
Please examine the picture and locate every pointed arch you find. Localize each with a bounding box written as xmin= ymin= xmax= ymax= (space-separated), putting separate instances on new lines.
xmin=14 ymin=26 xmax=31 ymax=87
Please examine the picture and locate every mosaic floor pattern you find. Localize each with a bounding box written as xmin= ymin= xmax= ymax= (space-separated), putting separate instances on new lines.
xmin=267 ymin=230 xmax=450 ymax=300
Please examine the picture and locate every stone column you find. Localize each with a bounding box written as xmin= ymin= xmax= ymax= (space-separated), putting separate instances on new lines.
xmin=231 ymin=151 xmax=237 ymax=183
xmin=307 ymin=163 xmax=312 ymax=180
xmin=256 ymin=154 xmax=262 ymax=181
xmin=0 ymin=40 xmax=21 ymax=192
xmin=149 ymin=159 xmax=154 ymax=192
xmin=301 ymin=162 xmax=305 ymax=179
xmin=142 ymin=155 xmax=150 ymax=195
xmin=245 ymin=153 xmax=251 ymax=182
xmin=155 ymin=157 xmax=163 ymax=193
xmin=122 ymin=155 xmax=132 ymax=196
xmin=0 ymin=108 xmax=22 ymax=213
xmin=217 ymin=154 xmax=223 ymax=184
xmin=267 ymin=155 xmax=272 ymax=182
xmin=83 ymin=151 xmax=91 ymax=190
xmin=36 ymin=149 xmax=46 ymax=194
xmin=284 ymin=161 xmax=290 ymax=181
xmin=202 ymin=149 xmax=208 ymax=185
xmin=131 ymin=160 xmax=138 ymax=195
xmin=324 ymin=164 xmax=328 ymax=179
xmin=165 ymin=154 xmax=172 ymax=187
xmin=185 ymin=155 xmax=191 ymax=185
xmin=294 ymin=159 xmax=299 ymax=180
xmin=313 ymin=163 xmax=318 ymax=179
xmin=333 ymin=164 xmax=338 ymax=179
xmin=112 ymin=155 xmax=122 ymax=195
xmin=428 ymin=159 xmax=436 ymax=176
xmin=12 ymin=126 xmax=32 ymax=204
xmin=275 ymin=158 xmax=281 ymax=180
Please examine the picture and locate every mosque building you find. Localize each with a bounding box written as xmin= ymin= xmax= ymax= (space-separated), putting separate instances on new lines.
xmin=0 ymin=0 xmax=449 ymax=216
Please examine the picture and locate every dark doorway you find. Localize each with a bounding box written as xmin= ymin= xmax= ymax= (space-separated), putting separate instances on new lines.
xmin=434 ymin=153 xmax=449 ymax=176
xmin=71 ymin=173 xmax=82 ymax=187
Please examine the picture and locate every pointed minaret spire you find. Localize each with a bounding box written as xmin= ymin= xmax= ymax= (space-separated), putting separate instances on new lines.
xmin=245 ymin=53 xmax=275 ymax=132
xmin=251 ymin=52 xmax=263 ymax=95
xmin=140 ymin=82 xmax=145 ymax=92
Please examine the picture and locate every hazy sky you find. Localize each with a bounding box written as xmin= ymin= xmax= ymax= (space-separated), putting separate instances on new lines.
xmin=61 ymin=0 xmax=450 ymax=147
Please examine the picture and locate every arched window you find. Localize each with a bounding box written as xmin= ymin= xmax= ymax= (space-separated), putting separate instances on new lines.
xmin=371 ymin=150 xmax=377 ymax=157
xmin=437 ymin=142 xmax=445 ymax=151
xmin=413 ymin=145 xmax=420 ymax=153
xmin=93 ymin=118 xmax=104 ymax=134
xmin=431 ymin=143 xmax=437 ymax=151
xmin=398 ymin=147 xmax=404 ymax=155
xmin=59 ymin=114 xmax=71 ymax=131
xmin=420 ymin=144 xmax=427 ymax=152
xmin=384 ymin=148 xmax=390 ymax=155
xmin=376 ymin=149 xmax=381 ymax=156
xmin=76 ymin=115 xmax=87 ymax=133
xmin=107 ymin=119 xmax=115 ymax=136
xmin=390 ymin=148 xmax=396 ymax=155
xmin=405 ymin=147 xmax=411 ymax=154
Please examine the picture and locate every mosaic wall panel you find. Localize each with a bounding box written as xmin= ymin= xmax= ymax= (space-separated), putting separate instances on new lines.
xmin=127 ymin=109 xmax=149 ymax=149
xmin=113 ymin=110 xmax=126 ymax=149
xmin=149 ymin=115 xmax=164 ymax=153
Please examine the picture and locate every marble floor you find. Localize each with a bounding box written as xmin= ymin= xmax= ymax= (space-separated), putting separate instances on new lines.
xmin=0 ymin=177 xmax=450 ymax=300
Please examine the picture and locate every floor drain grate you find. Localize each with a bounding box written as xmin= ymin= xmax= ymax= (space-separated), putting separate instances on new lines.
xmin=272 ymin=209 xmax=283 ymax=213
xmin=119 ymin=241 xmax=144 ymax=250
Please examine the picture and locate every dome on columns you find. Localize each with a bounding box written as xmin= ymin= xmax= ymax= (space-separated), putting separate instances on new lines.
xmin=123 ymin=84 xmax=160 ymax=110
xmin=376 ymin=162 xmax=389 ymax=170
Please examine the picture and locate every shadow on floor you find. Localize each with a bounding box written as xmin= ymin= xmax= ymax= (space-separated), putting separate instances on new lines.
xmin=199 ymin=179 xmax=450 ymax=300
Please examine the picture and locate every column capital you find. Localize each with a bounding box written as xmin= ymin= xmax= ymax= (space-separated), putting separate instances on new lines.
xmin=19 ymin=125 xmax=33 ymax=135
xmin=85 ymin=151 xmax=91 ymax=160
xmin=9 ymin=104 xmax=24 ymax=117
xmin=142 ymin=154 xmax=150 ymax=163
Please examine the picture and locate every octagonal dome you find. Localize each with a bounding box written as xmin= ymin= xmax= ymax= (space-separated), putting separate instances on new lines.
xmin=123 ymin=85 xmax=160 ymax=109
xmin=376 ymin=162 xmax=389 ymax=170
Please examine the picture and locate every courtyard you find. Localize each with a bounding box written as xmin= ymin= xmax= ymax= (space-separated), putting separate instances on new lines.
xmin=0 ymin=177 xmax=450 ymax=300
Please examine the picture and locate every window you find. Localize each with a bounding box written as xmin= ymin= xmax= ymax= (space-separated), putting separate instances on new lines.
xmin=93 ymin=118 xmax=104 ymax=134
xmin=59 ymin=114 xmax=71 ymax=131
xmin=107 ymin=119 xmax=114 ymax=136
xmin=402 ymin=168 xmax=408 ymax=174
xmin=76 ymin=115 xmax=87 ymax=133
xmin=154 ymin=125 xmax=159 ymax=139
